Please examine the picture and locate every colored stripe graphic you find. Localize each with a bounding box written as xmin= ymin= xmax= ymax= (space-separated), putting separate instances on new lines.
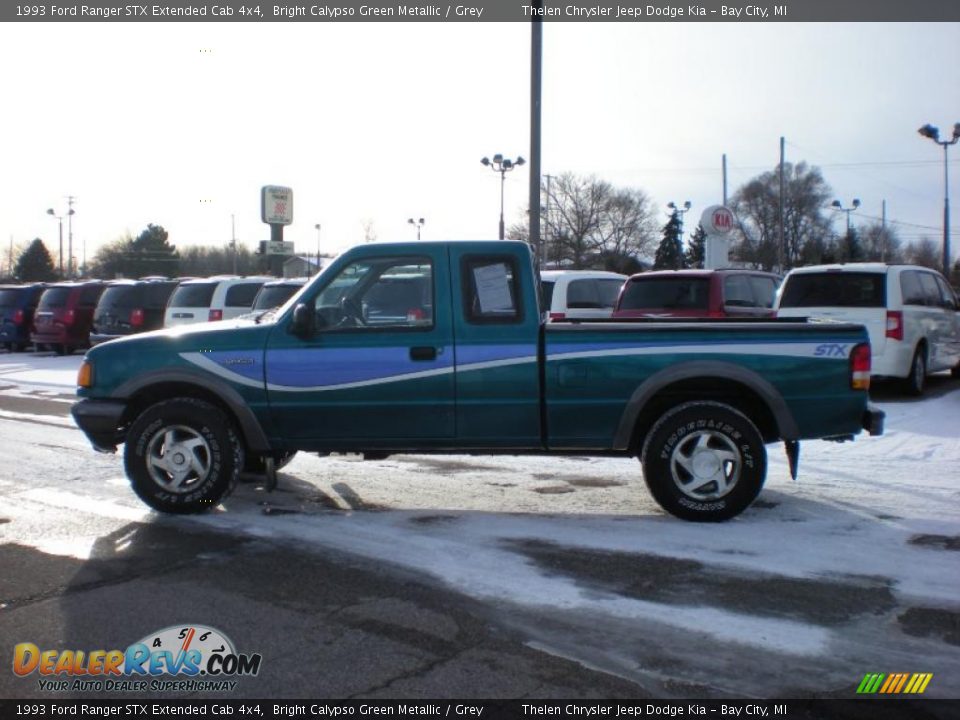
xmin=857 ymin=672 xmax=932 ymax=694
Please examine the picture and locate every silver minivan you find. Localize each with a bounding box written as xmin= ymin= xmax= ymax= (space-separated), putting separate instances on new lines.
xmin=775 ymin=263 xmax=960 ymax=394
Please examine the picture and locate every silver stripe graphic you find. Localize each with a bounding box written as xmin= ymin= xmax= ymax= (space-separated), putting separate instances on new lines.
xmin=181 ymin=342 xmax=836 ymax=393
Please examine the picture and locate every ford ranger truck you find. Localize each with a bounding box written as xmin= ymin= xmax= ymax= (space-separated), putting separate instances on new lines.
xmin=72 ymin=241 xmax=884 ymax=522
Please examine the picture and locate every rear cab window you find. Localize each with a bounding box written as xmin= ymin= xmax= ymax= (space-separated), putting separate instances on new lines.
xmin=779 ymin=272 xmax=885 ymax=308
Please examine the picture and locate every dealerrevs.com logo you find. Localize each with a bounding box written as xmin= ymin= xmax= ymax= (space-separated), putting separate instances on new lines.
xmin=12 ymin=624 xmax=262 ymax=693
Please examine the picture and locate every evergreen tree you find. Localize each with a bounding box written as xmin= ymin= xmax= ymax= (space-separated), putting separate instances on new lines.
xmin=685 ymin=224 xmax=706 ymax=269
xmin=128 ymin=224 xmax=179 ymax=277
xmin=15 ymin=238 xmax=57 ymax=281
xmin=653 ymin=211 xmax=687 ymax=270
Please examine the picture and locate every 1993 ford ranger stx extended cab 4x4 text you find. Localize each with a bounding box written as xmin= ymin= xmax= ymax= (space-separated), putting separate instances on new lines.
xmin=72 ymin=241 xmax=884 ymax=522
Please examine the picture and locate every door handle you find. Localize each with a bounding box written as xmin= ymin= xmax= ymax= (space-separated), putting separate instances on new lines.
xmin=410 ymin=346 xmax=437 ymax=361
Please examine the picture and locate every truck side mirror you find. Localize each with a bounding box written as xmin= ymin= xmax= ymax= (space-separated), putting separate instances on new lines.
xmin=289 ymin=303 xmax=316 ymax=338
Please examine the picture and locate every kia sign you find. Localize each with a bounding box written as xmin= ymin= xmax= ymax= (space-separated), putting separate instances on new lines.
xmin=701 ymin=205 xmax=735 ymax=235
xmin=261 ymin=185 xmax=293 ymax=226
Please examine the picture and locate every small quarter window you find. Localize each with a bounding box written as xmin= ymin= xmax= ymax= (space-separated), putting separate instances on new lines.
xmin=462 ymin=255 xmax=522 ymax=324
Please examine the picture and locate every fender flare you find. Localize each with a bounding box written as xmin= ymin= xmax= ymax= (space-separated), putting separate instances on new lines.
xmin=112 ymin=368 xmax=272 ymax=453
xmin=612 ymin=360 xmax=800 ymax=451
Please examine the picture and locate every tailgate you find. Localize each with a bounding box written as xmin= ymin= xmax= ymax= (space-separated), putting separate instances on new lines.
xmin=777 ymin=306 xmax=887 ymax=357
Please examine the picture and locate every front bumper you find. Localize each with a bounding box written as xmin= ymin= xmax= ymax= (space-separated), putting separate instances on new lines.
xmin=862 ymin=404 xmax=885 ymax=436
xmin=71 ymin=398 xmax=127 ymax=452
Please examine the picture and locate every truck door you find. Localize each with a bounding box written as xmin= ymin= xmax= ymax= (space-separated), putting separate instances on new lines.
xmin=449 ymin=247 xmax=542 ymax=447
xmin=264 ymin=247 xmax=455 ymax=443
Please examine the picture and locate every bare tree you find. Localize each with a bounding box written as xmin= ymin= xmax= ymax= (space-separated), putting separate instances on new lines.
xmin=730 ymin=162 xmax=833 ymax=271
xmin=857 ymin=222 xmax=904 ymax=263
xmin=904 ymin=238 xmax=941 ymax=270
xmin=534 ymin=173 xmax=657 ymax=270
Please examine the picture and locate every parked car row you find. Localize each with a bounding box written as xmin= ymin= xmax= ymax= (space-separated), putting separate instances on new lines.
xmin=0 ymin=275 xmax=308 ymax=355
xmin=545 ymin=263 xmax=960 ymax=395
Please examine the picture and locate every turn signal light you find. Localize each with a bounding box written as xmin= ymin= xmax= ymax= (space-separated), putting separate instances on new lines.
xmin=77 ymin=360 xmax=94 ymax=389
xmin=850 ymin=343 xmax=871 ymax=391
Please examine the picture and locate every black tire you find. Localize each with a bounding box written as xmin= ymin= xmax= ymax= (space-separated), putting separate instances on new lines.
xmin=243 ymin=450 xmax=297 ymax=475
xmin=904 ymin=347 xmax=926 ymax=396
xmin=641 ymin=401 xmax=767 ymax=522
xmin=124 ymin=398 xmax=244 ymax=514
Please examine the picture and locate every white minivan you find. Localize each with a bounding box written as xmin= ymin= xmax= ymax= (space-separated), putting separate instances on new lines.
xmin=164 ymin=276 xmax=273 ymax=327
xmin=539 ymin=270 xmax=627 ymax=321
xmin=775 ymin=263 xmax=960 ymax=394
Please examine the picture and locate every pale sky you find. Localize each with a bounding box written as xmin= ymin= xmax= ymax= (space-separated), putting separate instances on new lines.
xmin=1 ymin=21 xmax=958 ymax=270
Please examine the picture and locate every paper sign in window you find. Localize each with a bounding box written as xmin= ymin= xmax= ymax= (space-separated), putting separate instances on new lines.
xmin=473 ymin=263 xmax=514 ymax=314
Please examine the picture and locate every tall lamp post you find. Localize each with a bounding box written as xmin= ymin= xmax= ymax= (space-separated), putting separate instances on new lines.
xmin=407 ymin=217 xmax=425 ymax=241
xmin=481 ymin=154 xmax=525 ymax=240
xmin=831 ymin=198 xmax=861 ymax=236
xmin=918 ymin=122 xmax=960 ymax=276
xmin=46 ymin=207 xmax=73 ymax=278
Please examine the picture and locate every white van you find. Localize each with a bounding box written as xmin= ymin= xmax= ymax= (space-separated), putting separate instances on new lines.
xmin=164 ymin=276 xmax=273 ymax=327
xmin=539 ymin=270 xmax=627 ymax=321
xmin=775 ymin=263 xmax=960 ymax=394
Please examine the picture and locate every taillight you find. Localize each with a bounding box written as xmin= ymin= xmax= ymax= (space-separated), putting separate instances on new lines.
xmin=406 ymin=308 xmax=424 ymax=322
xmin=130 ymin=308 xmax=145 ymax=327
xmin=12 ymin=309 xmax=24 ymax=326
xmin=208 ymin=309 xmax=223 ymax=321
xmin=63 ymin=309 xmax=76 ymax=326
xmin=885 ymin=311 xmax=903 ymax=341
xmin=549 ymin=312 xmax=566 ymax=321
xmin=851 ymin=343 xmax=871 ymax=391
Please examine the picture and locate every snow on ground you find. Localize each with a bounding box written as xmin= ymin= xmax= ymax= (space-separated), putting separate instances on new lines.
xmin=2 ymin=349 xmax=959 ymax=692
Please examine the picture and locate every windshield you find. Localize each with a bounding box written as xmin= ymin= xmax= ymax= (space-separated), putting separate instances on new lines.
xmin=254 ymin=284 xmax=302 ymax=311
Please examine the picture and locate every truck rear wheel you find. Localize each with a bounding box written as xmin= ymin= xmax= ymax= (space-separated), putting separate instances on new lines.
xmin=124 ymin=398 xmax=244 ymax=514
xmin=641 ymin=401 xmax=766 ymax=522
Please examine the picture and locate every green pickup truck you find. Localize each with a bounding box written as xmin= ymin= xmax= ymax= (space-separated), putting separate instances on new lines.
xmin=72 ymin=241 xmax=884 ymax=522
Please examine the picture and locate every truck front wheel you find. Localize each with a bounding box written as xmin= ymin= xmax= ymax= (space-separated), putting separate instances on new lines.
xmin=641 ymin=401 xmax=766 ymax=522
xmin=124 ymin=398 xmax=244 ymax=514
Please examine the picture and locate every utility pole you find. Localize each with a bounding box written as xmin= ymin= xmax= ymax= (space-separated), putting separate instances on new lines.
xmin=529 ymin=0 xmax=543 ymax=268
xmin=778 ymin=137 xmax=786 ymax=272
xmin=722 ymin=153 xmax=728 ymax=207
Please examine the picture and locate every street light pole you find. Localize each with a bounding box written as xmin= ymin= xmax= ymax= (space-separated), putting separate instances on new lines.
xmin=918 ymin=122 xmax=960 ymax=276
xmin=314 ymin=223 xmax=321 ymax=276
xmin=831 ymin=198 xmax=861 ymax=236
xmin=66 ymin=195 xmax=76 ymax=278
xmin=481 ymin=154 xmax=525 ymax=240
xmin=407 ymin=217 xmax=425 ymax=241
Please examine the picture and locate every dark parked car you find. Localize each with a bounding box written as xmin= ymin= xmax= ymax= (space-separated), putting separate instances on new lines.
xmin=0 ymin=283 xmax=46 ymax=352
xmin=613 ymin=269 xmax=780 ymax=319
xmin=31 ymin=280 xmax=106 ymax=355
xmin=90 ymin=278 xmax=179 ymax=345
